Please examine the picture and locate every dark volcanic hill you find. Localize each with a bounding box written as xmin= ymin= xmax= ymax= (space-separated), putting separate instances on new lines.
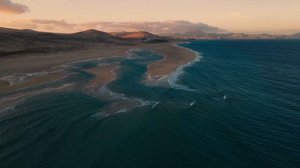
xmin=291 ymin=32 xmax=300 ymax=38
xmin=0 ymin=27 xmax=168 ymax=57
xmin=70 ymin=29 xmax=121 ymax=42
xmin=110 ymin=31 xmax=159 ymax=39
xmin=0 ymin=28 xmax=124 ymax=57
xmin=110 ymin=31 xmax=169 ymax=43
xmin=0 ymin=27 xmax=39 ymax=34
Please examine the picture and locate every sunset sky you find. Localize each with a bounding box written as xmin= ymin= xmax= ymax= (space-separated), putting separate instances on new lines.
xmin=0 ymin=0 xmax=300 ymax=34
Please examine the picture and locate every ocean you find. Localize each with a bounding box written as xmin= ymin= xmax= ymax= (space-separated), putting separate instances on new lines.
xmin=0 ymin=40 xmax=300 ymax=168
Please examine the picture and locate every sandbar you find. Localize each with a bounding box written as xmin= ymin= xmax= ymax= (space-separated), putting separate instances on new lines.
xmin=84 ymin=64 xmax=119 ymax=88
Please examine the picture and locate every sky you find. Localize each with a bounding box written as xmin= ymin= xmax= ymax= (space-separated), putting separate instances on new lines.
xmin=0 ymin=0 xmax=300 ymax=34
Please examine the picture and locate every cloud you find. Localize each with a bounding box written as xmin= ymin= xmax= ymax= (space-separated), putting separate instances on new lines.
xmin=3 ymin=19 xmax=226 ymax=34
xmin=79 ymin=21 xmax=227 ymax=34
xmin=0 ymin=0 xmax=29 ymax=14
xmin=31 ymin=19 xmax=77 ymax=29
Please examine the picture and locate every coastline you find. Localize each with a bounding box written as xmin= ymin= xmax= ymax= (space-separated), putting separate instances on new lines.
xmin=0 ymin=40 xmax=200 ymax=133
xmin=147 ymin=43 xmax=198 ymax=78
xmin=137 ymin=42 xmax=199 ymax=85
xmin=0 ymin=42 xmax=198 ymax=99
xmin=167 ymin=44 xmax=201 ymax=90
xmin=84 ymin=64 xmax=119 ymax=88
xmin=0 ymin=44 xmax=131 ymax=77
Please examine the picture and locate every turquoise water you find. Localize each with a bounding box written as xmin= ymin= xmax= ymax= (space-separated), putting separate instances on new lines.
xmin=1 ymin=40 xmax=300 ymax=168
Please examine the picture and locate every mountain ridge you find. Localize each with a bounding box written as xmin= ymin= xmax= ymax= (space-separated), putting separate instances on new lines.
xmin=110 ymin=31 xmax=159 ymax=39
xmin=291 ymin=32 xmax=300 ymax=38
xmin=1 ymin=27 xmax=299 ymax=41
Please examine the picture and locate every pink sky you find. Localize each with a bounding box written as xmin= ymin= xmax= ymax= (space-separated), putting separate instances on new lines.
xmin=0 ymin=0 xmax=300 ymax=34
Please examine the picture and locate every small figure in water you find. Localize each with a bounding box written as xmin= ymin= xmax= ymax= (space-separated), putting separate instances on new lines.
xmin=152 ymin=102 xmax=160 ymax=109
xmin=190 ymin=101 xmax=196 ymax=106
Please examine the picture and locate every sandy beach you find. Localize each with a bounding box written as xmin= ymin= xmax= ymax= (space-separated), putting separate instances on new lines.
xmin=84 ymin=64 xmax=119 ymax=88
xmin=0 ymin=42 xmax=197 ymax=95
xmin=0 ymin=80 xmax=9 ymax=88
xmin=131 ymin=43 xmax=198 ymax=82
xmin=147 ymin=43 xmax=197 ymax=78
xmin=0 ymin=44 xmax=130 ymax=77
xmin=0 ymin=71 xmax=66 ymax=94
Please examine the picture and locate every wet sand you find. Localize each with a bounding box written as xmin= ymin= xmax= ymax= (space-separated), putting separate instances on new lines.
xmin=0 ymin=42 xmax=197 ymax=116
xmin=146 ymin=43 xmax=197 ymax=78
xmin=84 ymin=64 xmax=119 ymax=88
xmin=0 ymin=71 xmax=66 ymax=94
xmin=0 ymin=42 xmax=196 ymax=92
xmin=0 ymin=44 xmax=131 ymax=77
xmin=0 ymin=80 xmax=9 ymax=88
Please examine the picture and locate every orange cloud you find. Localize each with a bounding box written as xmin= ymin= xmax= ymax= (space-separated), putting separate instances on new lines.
xmin=0 ymin=0 xmax=29 ymax=14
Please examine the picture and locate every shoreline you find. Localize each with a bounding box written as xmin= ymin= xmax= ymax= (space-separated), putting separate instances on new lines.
xmin=147 ymin=43 xmax=198 ymax=77
xmin=139 ymin=42 xmax=199 ymax=85
xmin=167 ymin=44 xmax=201 ymax=90
xmin=84 ymin=64 xmax=119 ymax=88
xmin=0 ymin=42 xmax=198 ymax=96
xmin=0 ymin=44 xmax=131 ymax=77
xmin=0 ymin=41 xmax=199 ymax=114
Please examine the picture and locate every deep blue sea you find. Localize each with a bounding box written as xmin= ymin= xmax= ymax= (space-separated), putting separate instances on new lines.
xmin=0 ymin=40 xmax=300 ymax=168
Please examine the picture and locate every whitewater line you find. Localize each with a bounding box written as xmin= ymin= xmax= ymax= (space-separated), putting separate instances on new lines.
xmin=167 ymin=43 xmax=202 ymax=92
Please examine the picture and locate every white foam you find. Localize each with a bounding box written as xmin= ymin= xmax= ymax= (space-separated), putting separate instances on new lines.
xmin=126 ymin=49 xmax=143 ymax=59
xmin=190 ymin=101 xmax=196 ymax=106
xmin=116 ymin=109 xmax=128 ymax=114
xmin=167 ymin=45 xmax=202 ymax=92
xmin=97 ymin=85 xmax=127 ymax=100
xmin=57 ymin=56 xmax=123 ymax=69
xmin=1 ymin=72 xmax=48 ymax=86
xmin=134 ymin=98 xmax=158 ymax=107
xmin=152 ymin=102 xmax=160 ymax=109
xmin=90 ymin=112 xmax=109 ymax=119
xmin=98 ymin=84 xmax=157 ymax=107
xmin=94 ymin=84 xmax=160 ymax=117
xmin=0 ymin=105 xmax=16 ymax=114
